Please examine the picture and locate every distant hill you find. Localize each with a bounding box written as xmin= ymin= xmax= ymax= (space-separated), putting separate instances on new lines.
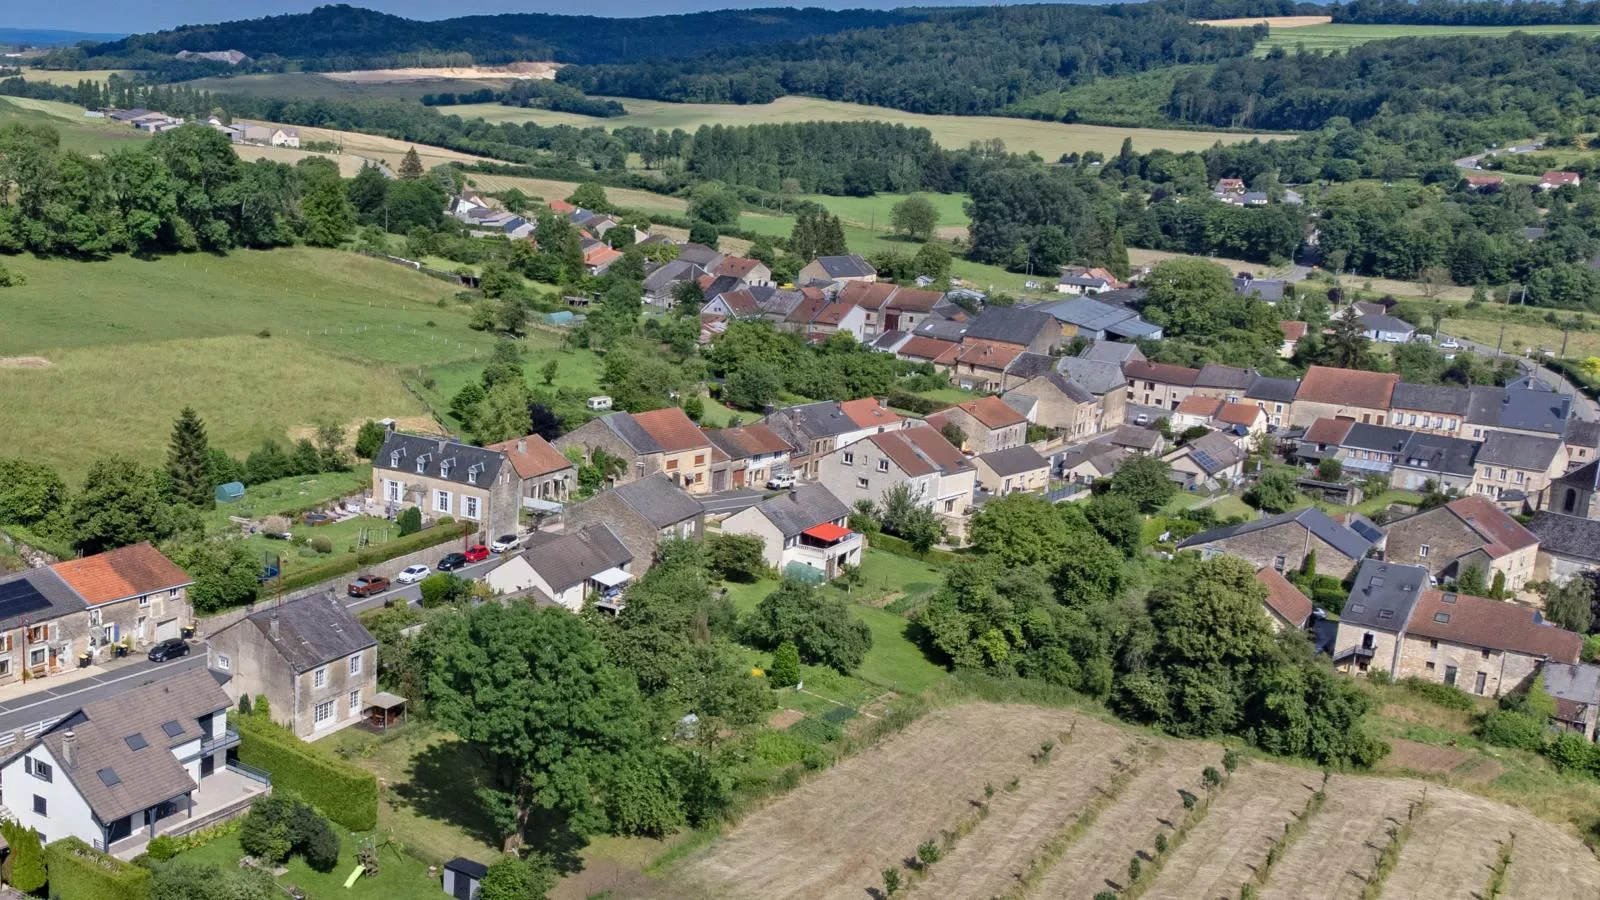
xmin=0 ymin=27 xmax=125 ymax=47
xmin=34 ymin=4 xmax=926 ymax=71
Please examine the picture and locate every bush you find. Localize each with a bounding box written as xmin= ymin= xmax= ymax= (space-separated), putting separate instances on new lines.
xmin=0 ymin=819 xmax=46 ymax=892
xmin=235 ymin=715 xmax=378 ymax=831
xmin=238 ymin=694 xmax=253 ymax=716
xmin=707 ymin=532 xmax=766 ymax=582
xmin=241 ymin=793 xmax=341 ymax=873
xmin=145 ymin=834 xmax=181 ymax=861
xmin=310 ymin=535 xmax=333 ymax=555
xmin=1545 ymin=732 xmax=1600 ymax=775
xmin=1401 ymin=677 xmax=1476 ymax=711
xmin=396 ymin=506 xmax=422 ymax=536
xmin=917 ymin=839 xmax=942 ymax=866
xmin=769 ymin=641 xmax=801 ymax=688
xmin=44 ymin=837 xmax=150 ymax=900
xmin=1479 ymin=709 xmax=1547 ymax=752
xmin=419 ymin=572 xmax=467 ymax=607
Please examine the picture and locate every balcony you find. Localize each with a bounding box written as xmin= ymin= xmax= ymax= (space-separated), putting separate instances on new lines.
xmin=786 ymin=526 xmax=863 ymax=579
xmin=108 ymin=766 xmax=270 ymax=859
xmin=199 ymin=727 xmax=242 ymax=757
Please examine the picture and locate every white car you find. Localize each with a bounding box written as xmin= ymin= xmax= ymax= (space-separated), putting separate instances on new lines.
xmin=490 ymin=533 xmax=523 ymax=553
xmin=766 ymin=472 xmax=796 ymax=490
xmin=395 ymin=564 xmax=431 ymax=584
xmin=1439 ymin=337 xmax=1460 ymax=350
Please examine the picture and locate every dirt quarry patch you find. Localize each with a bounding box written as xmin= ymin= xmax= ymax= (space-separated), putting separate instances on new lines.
xmin=323 ymin=63 xmax=562 ymax=82
xmin=1197 ymin=15 xmax=1332 ymax=26
xmin=0 ymin=356 xmax=51 ymax=368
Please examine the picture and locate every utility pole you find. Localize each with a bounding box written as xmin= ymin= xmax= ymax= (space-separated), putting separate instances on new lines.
xmin=1495 ymin=321 xmax=1505 ymax=358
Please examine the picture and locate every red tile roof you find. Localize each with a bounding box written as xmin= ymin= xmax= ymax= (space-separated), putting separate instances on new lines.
xmin=901 ymin=423 xmax=970 ymax=471
xmin=631 ymin=407 xmax=712 ymax=453
xmin=1464 ymin=174 xmax=1504 ymax=186
xmin=1295 ymin=366 xmax=1398 ymax=409
xmin=1217 ymin=402 xmax=1264 ymax=427
xmin=1255 ymin=567 xmax=1314 ymax=629
xmin=784 ymin=291 xmax=831 ymax=325
xmin=486 ymin=434 xmax=573 ymax=480
xmin=1123 ymin=360 xmax=1200 ymax=386
xmin=708 ymin=423 xmax=793 ymax=459
xmin=1279 ymin=320 xmax=1308 ymax=341
xmin=1304 ymin=417 xmax=1355 ymax=445
xmin=813 ymin=300 xmax=858 ymax=326
xmin=1446 ymin=495 xmax=1539 ymax=557
xmin=1543 ymin=170 xmax=1581 ymax=186
xmin=548 ymin=199 xmax=577 ymax=213
xmin=1175 ymin=395 xmax=1224 ymax=418
xmin=838 ymin=280 xmax=898 ymax=310
xmin=957 ymin=340 xmax=1022 ymax=370
xmin=1406 ymin=590 xmax=1581 ymax=662
xmin=896 ymin=336 xmax=960 ymax=365
xmin=584 ymin=245 xmax=623 ymax=268
xmin=887 ymin=288 xmax=944 ymax=313
xmin=839 ymin=398 xmax=901 ymax=430
xmin=867 ymin=424 xmax=969 ymax=477
xmin=52 ymin=543 xmax=191 ymax=606
xmin=713 ymin=256 xmax=764 ymax=279
xmin=713 ymin=288 xmax=760 ymax=316
xmin=948 ymin=395 xmax=1027 ymax=430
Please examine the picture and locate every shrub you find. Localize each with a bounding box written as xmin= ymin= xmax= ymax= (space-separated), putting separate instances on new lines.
xmin=235 ymin=715 xmax=378 ymax=831
xmin=1479 ymin=709 xmax=1546 ymax=752
xmin=1155 ymin=832 xmax=1169 ymax=855
xmin=396 ymin=506 xmax=422 ymax=536
xmin=145 ymin=834 xmax=181 ymax=861
xmin=310 ymin=535 xmax=333 ymax=555
xmin=1129 ymin=855 xmax=1142 ymax=883
xmin=238 ymin=694 xmax=253 ymax=716
xmin=1545 ymin=732 xmax=1599 ymax=775
xmin=242 ymin=793 xmax=341 ymax=873
xmin=0 ymin=819 xmax=46 ymax=892
xmin=1402 ymin=677 xmax=1476 ymax=711
xmin=707 ymin=533 xmax=766 ymax=582
xmin=1222 ymin=749 xmax=1240 ymax=773
xmin=769 ymin=641 xmax=801 ymax=688
xmin=883 ymin=866 xmax=902 ymax=895
xmin=419 ymin=572 xmax=467 ymax=607
xmin=255 ymin=694 xmax=271 ymax=719
xmin=917 ymin=839 xmax=942 ymax=866
xmin=1202 ymin=766 xmax=1222 ymax=789
xmin=44 ymin=837 xmax=150 ymax=900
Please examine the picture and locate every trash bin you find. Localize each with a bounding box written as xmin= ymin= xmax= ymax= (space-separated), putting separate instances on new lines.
xmin=182 ymin=623 xmax=196 ymax=639
xmin=78 ymin=653 xmax=91 ymax=669
xmin=115 ymin=644 xmax=128 ymax=658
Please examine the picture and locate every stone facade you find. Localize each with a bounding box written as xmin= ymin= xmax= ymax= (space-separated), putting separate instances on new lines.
xmin=562 ymin=490 xmax=704 ymax=571
xmin=371 ymin=461 xmax=518 ymax=541
xmin=208 ymin=626 xmax=377 ymax=740
xmin=1395 ymin=632 xmax=1539 ymax=697
xmin=67 ymin=587 xmax=190 ymax=664
xmin=1383 ymin=507 xmax=1539 ymax=592
xmin=553 ymin=418 xmax=666 ymax=486
xmin=1192 ymin=525 xmax=1360 ymax=580
xmin=930 ymin=406 xmax=1025 ymax=455
xmin=1332 ymin=621 xmax=1404 ymax=676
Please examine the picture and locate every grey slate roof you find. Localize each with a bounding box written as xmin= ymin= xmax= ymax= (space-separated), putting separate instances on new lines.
xmin=676 ymin=243 xmax=723 ymax=268
xmin=1340 ymin=559 xmax=1429 ymax=631
xmin=37 ymin=666 xmax=231 ymax=824
xmin=1392 ymin=383 xmax=1473 ymax=415
xmin=1395 ymin=432 xmax=1480 ymax=477
xmin=602 ymin=413 xmax=666 ymax=454
xmin=1557 ymin=459 xmax=1600 ymax=492
xmin=1468 ymin=385 xmax=1572 ymax=435
xmin=978 ymin=445 xmax=1050 ymax=477
xmin=811 ymin=255 xmax=876 ymax=279
xmin=1056 ymin=440 xmax=1128 ymax=476
xmin=1528 ymin=511 xmax=1600 ymax=563
xmin=1079 ymin=340 xmax=1144 ymax=364
xmin=1002 ymin=393 xmax=1037 ymax=418
xmin=1342 ymin=423 xmax=1412 ymax=454
xmin=1233 ymin=277 xmax=1286 ymax=302
xmin=1094 ymin=288 xmax=1148 ymax=307
xmin=1360 ymin=313 xmax=1415 ymax=335
xmin=1108 ymin=317 xmax=1163 ymax=340
xmin=0 ymin=568 xmax=85 ymax=632
xmin=1055 ymin=357 xmax=1125 ymax=396
xmin=1181 ymin=431 xmax=1245 ymax=475
xmin=520 ymin=524 xmax=633 ymax=592
xmin=1109 ymin=425 xmax=1162 ymax=452
xmin=377 ymin=432 xmax=505 ymax=487
xmin=770 ymin=400 xmax=869 ymax=441
xmin=1565 ymin=419 xmax=1600 ymax=450
xmin=1477 ymin=431 xmax=1563 ymax=470
xmin=913 ymin=316 xmax=970 ymax=342
xmin=1195 ymin=364 xmax=1255 ymax=391
xmin=1006 ymin=352 xmax=1056 ymax=381
xmin=963 ymin=307 xmax=1056 ymax=347
xmin=1031 ymin=297 xmax=1135 ymax=333
xmin=613 ymin=474 xmax=703 ymax=528
xmin=1246 ymin=376 xmax=1300 ymax=403
xmin=753 ymin=484 xmax=850 ymax=538
xmin=642 ymin=259 xmax=705 ymax=295
xmin=247 ymin=594 xmax=376 ymax=673
xmin=1179 ymin=507 xmax=1375 ymax=561
xmin=1544 ymin=661 xmax=1600 ymax=707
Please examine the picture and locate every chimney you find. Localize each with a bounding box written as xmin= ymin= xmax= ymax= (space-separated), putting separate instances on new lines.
xmin=61 ymin=731 xmax=76 ymax=769
xmin=517 ymin=439 xmax=527 ymax=454
xmin=269 ymin=613 xmax=280 ymax=642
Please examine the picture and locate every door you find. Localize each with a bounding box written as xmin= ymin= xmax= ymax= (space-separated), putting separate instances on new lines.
xmin=451 ymin=870 xmax=474 ymax=900
xmin=155 ymin=618 xmax=180 ymax=641
xmin=1475 ymin=671 xmax=1488 ymax=695
xmin=201 ymin=754 xmax=215 ymax=777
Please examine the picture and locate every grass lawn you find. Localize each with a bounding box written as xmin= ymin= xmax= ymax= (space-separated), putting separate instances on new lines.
xmin=0 ymin=248 xmax=496 ymax=482
xmin=203 ymin=469 xmax=374 ymax=530
xmin=418 ymin=328 xmax=609 ymax=419
xmin=794 ymin=192 xmax=971 ymax=232
xmin=174 ymin=822 xmax=447 ymax=900
xmin=0 ymin=96 xmax=151 ymax=155
xmin=1256 ymin=22 xmax=1600 ymax=54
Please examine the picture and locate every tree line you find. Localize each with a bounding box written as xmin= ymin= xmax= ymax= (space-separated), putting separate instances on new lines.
xmin=1333 ymin=0 xmax=1600 ymax=25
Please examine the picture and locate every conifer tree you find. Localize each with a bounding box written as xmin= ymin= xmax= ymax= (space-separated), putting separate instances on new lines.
xmin=398 ymin=147 xmax=425 ymax=180
xmin=167 ymin=406 xmax=215 ymax=508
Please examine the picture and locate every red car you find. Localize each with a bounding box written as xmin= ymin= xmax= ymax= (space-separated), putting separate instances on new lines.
xmin=463 ymin=544 xmax=491 ymax=563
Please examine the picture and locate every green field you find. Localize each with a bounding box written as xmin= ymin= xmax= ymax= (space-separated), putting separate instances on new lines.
xmin=445 ymin=95 xmax=1285 ymax=158
xmin=792 ymin=192 xmax=971 ymax=233
xmin=174 ymin=822 xmax=445 ymax=900
xmin=0 ymin=249 xmax=492 ymax=483
xmin=1256 ymin=22 xmax=1600 ymax=54
xmin=0 ymin=96 xmax=150 ymax=155
xmin=181 ymin=71 xmax=515 ymax=101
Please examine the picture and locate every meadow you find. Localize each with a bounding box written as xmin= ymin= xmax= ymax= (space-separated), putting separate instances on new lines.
xmin=0 ymin=96 xmax=150 ymax=155
xmin=443 ymin=95 xmax=1284 ymax=158
xmin=0 ymin=249 xmax=493 ymax=482
xmin=1255 ymin=21 xmax=1600 ymax=54
xmin=182 ymin=71 xmax=515 ymax=101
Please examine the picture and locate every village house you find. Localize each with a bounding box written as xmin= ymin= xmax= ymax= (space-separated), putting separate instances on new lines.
xmin=485 ymin=433 xmax=576 ymax=511
xmin=1029 ymin=296 xmax=1163 ymax=342
xmin=483 ymin=524 xmax=634 ymax=612
xmin=1382 ymin=495 xmax=1540 ymax=592
xmin=721 ymin=484 xmax=861 ymax=580
xmin=882 ymin=288 xmax=947 ymax=334
xmin=0 ymin=568 xmax=90 ymax=684
xmin=1390 ymin=431 xmax=1482 ymax=494
xmin=1390 ymin=383 xmax=1472 ymax=437
xmin=52 ymin=542 xmax=195 ymax=664
xmin=1180 ymin=507 xmax=1378 ymax=579
xmin=973 ymin=446 xmax=1051 ymax=496
xmin=798 ymin=254 xmax=877 ymax=285
xmin=1255 ymin=567 xmax=1314 ymax=632
xmin=1191 ymin=364 xmax=1256 ymax=402
xmin=1547 ymin=458 xmax=1600 ymax=520
xmin=1233 ymin=274 xmax=1288 ymax=303
xmin=1107 ymin=424 xmax=1167 ymax=455
xmin=893 ymin=335 xmax=962 ymax=371
xmin=1296 ymin=419 xmax=1411 ymax=477
xmin=207 ymin=594 xmax=377 ymax=740
xmin=704 ymin=423 xmax=795 ymax=489
xmin=1332 ymin=560 xmax=1429 ymax=676
xmin=1463 ymin=382 xmax=1572 ymax=441
xmin=1162 ymin=430 xmax=1247 ymax=491
xmin=1565 ymin=420 xmax=1600 ymax=472
xmin=711 ymin=255 xmax=773 ymax=287
xmin=0 ymin=666 xmax=261 ymax=856
xmin=1008 ymin=366 xmax=1120 ymax=437
xmin=1278 ymin=321 xmax=1307 ymax=358
xmin=1540 ymin=170 xmax=1582 ymax=190
xmin=1291 ymin=366 xmax=1398 ymax=428
xmin=960 ymin=307 xmax=1060 ymax=356
xmin=1391 ymin=584 xmax=1579 ymax=696
xmin=555 ymin=407 xmax=723 ymax=495
xmin=1172 ymin=395 xmax=1225 ymax=431
xmin=1463 ymin=173 xmax=1505 ymax=192
xmin=1055 ymin=265 xmax=1126 ymax=295
xmin=372 ymin=432 xmax=519 ymax=540
xmin=1123 ymin=360 xmax=1200 ymax=410
xmin=1057 ymin=440 xmax=1130 ymax=485
xmin=1245 ymin=376 xmax=1300 ymax=429
xmin=1545 ymin=663 xmax=1600 ymax=741
xmin=562 ymin=475 xmax=704 ymax=570
xmin=1470 ymin=431 xmax=1567 ymax=505
xmin=1528 ymin=509 xmax=1600 ymax=585
xmin=764 ymin=398 xmax=905 ymax=480
xmin=643 ymin=259 xmax=708 ymax=306
xmin=1359 ymin=313 xmax=1416 ymax=343
xmin=817 ymin=424 xmax=976 ymax=537
xmin=926 ymin=395 xmax=1028 ymax=454
xmin=809 ymin=299 xmax=871 ymax=342
xmin=951 ymin=341 xmax=1024 ymax=393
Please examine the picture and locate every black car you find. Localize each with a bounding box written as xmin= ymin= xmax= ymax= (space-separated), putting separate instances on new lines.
xmin=148 ymin=638 xmax=190 ymax=662
xmin=437 ymin=552 xmax=468 ymax=572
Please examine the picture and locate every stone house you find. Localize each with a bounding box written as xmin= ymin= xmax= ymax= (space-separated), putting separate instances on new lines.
xmin=1245 ymin=376 xmax=1299 ymax=429
xmin=1527 ymin=510 xmax=1600 ymax=585
xmin=483 ymin=525 xmax=633 ymax=612
xmin=52 ymin=542 xmax=195 ymax=663
xmin=764 ymin=399 xmax=905 ymax=480
xmin=951 ymin=341 xmax=1023 ymax=393
xmin=1463 ymin=382 xmax=1572 ymax=442
xmin=1397 ymin=588 xmax=1580 ymax=697
xmin=207 ymin=594 xmax=377 ymax=740
xmin=1390 ymin=431 xmax=1480 ymax=494
xmin=1564 ymin=420 xmax=1600 ymax=472
xmin=1470 ymin=431 xmax=1567 ymax=506
xmin=372 ymin=432 xmax=518 ymax=540
xmin=721 ymin=484 xmax=861 ymax=580
xmin=1290 ymin=366 xmax=1398 ymax=428
xmin=798 ymin=254 xmax=877 ymax=286
xmin=705 ymin=423 xmax=796 ymax=489
xmin=0 ymin=567 xmax=91 ymax=684
xmin=1390 ymin=383 xmax=1472 ymax=437
xmin=960 ymin=307 xmax=1060 ymax=356
xmin=1382 ymin=496 xmax=1540 ymax=592
xmin=556 ymin=408 xmax=723 ymax=495
xmin=1057 ymin=440 xmax=1129 ymax=485
xmin=1123 ymin=360 xmax=1200 ymax=410
xmin=1548 ymin=459 xmax=1600 ymax=520
xmin=1162 ymin=430 xmax=1247 ymax=491
xmin=926 ymin=395 xmax=1027 ymax=454
xmin=562 ymin=474 xmax=705 ymax=570
xmin=485 ymin=433 xmax=576 ymax=510
xmin=1255 ymin=566 xmax=1314 ymax=632
xmin=1180 ymin=507 xmax=1377 ymax=579
xmin=1190 ymin=364 xmax=1256 ymax=402
xmin=973 ymin=446 xmax=1050 ymax=495
xmin=711 ymin=255 xmax=773 ymax=287
xmin=1007 ymin=370 xmax=1113 ymax=438
xmin=1545 ymin=663 xmax=1600 ymax=741
xmin=817 ymin=423 xmax=976 ymax=537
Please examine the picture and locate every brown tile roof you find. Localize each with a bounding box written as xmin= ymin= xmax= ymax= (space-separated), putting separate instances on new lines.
xmin=705 ymin=423 xmax=793 ymax=459
xmin=949 ymin=395 xmax=1027 ymax=430
xmin=1176 ymin=395 xmax=1224 ymax=417
xmin=813 ymin=300 xmax=857 ymax=325
xmin=887 ymin=288 xmax=944 ymax=313
xmin=839 ymin=398 xmax=902 ymax=430
xmin=1304 ymin=417 xmax=1355 ymax=445
xmin=486 ymin=434 xmax=573 ymax=480
xmin=901 ymin=423 xmax=972 ymax=472
xmin=631 ymin=407 xmax=712 ymax=453
xmin=838 ymin=280 xmax=898 ymax=310
xmin=583 ymin=245 xmax=623 ymax=268
xmin=1406 ymin=590 xmax=1581 ymax=662
xmin=1279 ymin=320 xmax=1308 ymax=341
xmin=549 ymin=199 xmax=577 ymax=213
xmin=1255 ymin=567 xmax=1314 ymax=628
xmin=897 ymin=336 xmax=960 ymax=365
xmin=867 ymin=424 xmax=972 ymax=477
xmin=1445 ymin=495 xmax=1539 ymax=557
xmin=957 ymin=340 xmax=1023 ymax=370
xmin=1218 ymin=402 xmax=1264 ymax=427
xmin=714 ymin=288 xmax=760 ymax=316
xmin=1464 ymin=174 xmax=1504 ymax=186
xmin=713 ymin=256 xmax=763 ymax=279
xmin=784 ymin=291 xmax=831 ymax=324
xmin=1296 ymin=366 xmax=1398 ymax=409
xmin=51 ymin=543 xmax=191 ymax=607
xmin=1123 ymin=360 xmax=1200 ymax=387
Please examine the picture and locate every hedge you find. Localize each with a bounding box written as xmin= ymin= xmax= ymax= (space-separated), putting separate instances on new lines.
xmin=271 ymin=522 xmax=464 ymax=594
xmin=44 ymin=837 xmax=150 ymax=900
xmin=868 ymin=534 xmax=963 ymax=567
xmin=235 ymin=714 xmax=378 ymax=831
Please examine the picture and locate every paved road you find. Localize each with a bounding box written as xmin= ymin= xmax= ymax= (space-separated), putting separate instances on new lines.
xmin=1438 ymin=330 xmax=1599 ymax=421
xmin=699 ymin=488 xmax=768 ymax=516
xmin=1454 ymin=142 xmax=1543 ymax=171
xmin=341 ymin=555 xmax=504 ymax=614
xmin=0 ymin=654 xmax=207 ymax=735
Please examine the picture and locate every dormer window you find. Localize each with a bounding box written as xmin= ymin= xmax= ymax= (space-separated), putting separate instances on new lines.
xmin=390 ymin=452 xmax=400 ymax=467
xmin=468 ymin=463 xmax=483 ymax=485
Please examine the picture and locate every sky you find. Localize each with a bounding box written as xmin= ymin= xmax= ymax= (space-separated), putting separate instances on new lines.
xmin=13 ymin=0 xmax=988 ymax=34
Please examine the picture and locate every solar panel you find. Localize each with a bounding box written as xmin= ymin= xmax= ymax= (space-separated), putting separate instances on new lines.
xmin=124 ymin=734 xmax=148 ymax=751
xmin=161 ymin=720 xmax=185 ymax=739
xmin=0 ymin=576 xmax=55 ymax=621
xmin=97 ymin=768 xmax=121 ymax=787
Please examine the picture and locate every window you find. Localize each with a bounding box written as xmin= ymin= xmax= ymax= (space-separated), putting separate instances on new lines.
xmin=1481 ymin=648 xmax=1491 ymax=660
xmin=137 ymin=594 xmax=150 ymax=608
xmin=1273 ymin=555 xmax=1286 ymax=572
xmin=1419 ymin=544 xmax=1430 ymax=559
xmin=842 ymin=452 xmax=854 ymax=466
xmin=434 ymin=490 xmax=451 ymax=514
xmin=29 ymin=759 xmax=50 ymax=783
xmin=32 ymin=796 xmax=46 ymax=816
xmin=349 ymin=690 xmax=361 ymax=712
xmin=348 ymin=654 xmax=362 ymax=676
xmin=28 ymin=647 xmax=44 ymax=668
xmin=314 ymin=667 xmax=327 ymax=689
xmin=1475 ymin=671 xmax=1488 ymax=694
xmin=1444 ymin=665 xmax=1458 ymax=686
xmin=1498 ymin=468 xmax=1508 ymax=482
xmin=877 ymin=459 xmax=889 ymax=472
xmin=0 ymin=659 xmax=10 ymax=677
xmin=666 ymin=459 xmax=678 ymax=471
xmin=467 ymin=468 xmax=478 ymax=485
xmin=1429 ymin=640 xmax=1438 ymax=649
xmin=856 ymin=477 xmax=869 ymax=490
xmin=314 ymin=699 xmax=335 ymax=726
xmin=694 ymin=454 xmax=705 ymax=466
xmin=1515 ymin=471 xmax=1525 ymax=484
xmin=216 ymin=654 xmax=230 ymax=671
xmin=464 ymin=496 xmax=480 ymax=520
xmin=1425 ymin=661 xmax=1435 ymax=670
xmin=385 ymin=480 xmax=401 ymax=502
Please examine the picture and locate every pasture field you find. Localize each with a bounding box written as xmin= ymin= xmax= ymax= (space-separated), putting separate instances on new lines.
xmin=1197 ymin=15 xmax=1332 ymax=27
xmin=444 ymin=96 xmax=1285 ymax=158
xmin=0 ymin=96 xmax=149 ymax=155
xmin=0 ymin=248 xmax=491 ymax=482
xmin=1256 ymin=22 xmax=1600 ymax=54
xmin=182 ymin=72 xmax=513 ymax=101
xmin=18 ymin=67 xmax=129 ymax=84
xmin=792 ymin=191 xmax=970 ymax=233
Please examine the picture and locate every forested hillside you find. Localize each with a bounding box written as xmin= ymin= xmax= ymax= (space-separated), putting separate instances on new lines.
xmin=1334 ymin=0 xmax=1600 ymax=25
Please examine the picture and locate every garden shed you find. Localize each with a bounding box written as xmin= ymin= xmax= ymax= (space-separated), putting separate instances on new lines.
xmin=215 ymin=481 xmax=245 ymax=503
xmin=443 ymin=857 xmax=487 ymax=899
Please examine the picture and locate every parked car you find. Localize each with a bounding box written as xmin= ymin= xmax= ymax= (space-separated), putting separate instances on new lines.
xmin=147 ymin=638 xmax=190 ymax=662
xmin=437 ymin=552 xmax=468 ymax=572
xmin=766 ymin=472 xmax=796 ymax=490
xmin=1439 ymin=337 xmax=1460 ymax=350
xmin=463 ymin=544 xmax=490 ymax=563
xmin=347 ymin=575 xmax=390 ymax=598
xmin=396 ymin=564 xmax=431 ymax=584
xmin=1134 ymin=413 xmax=1150 ymax=426
xmin=491 ymin=533 xmax=523 ymax=553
